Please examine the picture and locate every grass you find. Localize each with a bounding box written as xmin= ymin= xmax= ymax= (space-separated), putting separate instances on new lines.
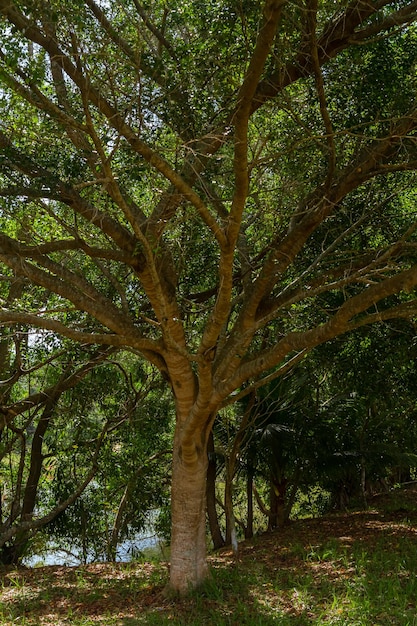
xmin=1 ymin=484 xmax=417 ymax=625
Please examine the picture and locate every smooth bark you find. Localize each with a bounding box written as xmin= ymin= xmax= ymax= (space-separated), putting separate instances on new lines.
xmin=169 ymin=433 xmax=209 ymax=594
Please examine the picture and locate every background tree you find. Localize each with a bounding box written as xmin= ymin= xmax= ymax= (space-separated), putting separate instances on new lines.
xmin=1 ymin=0 xmax=417 ymax=593
xmin=213 ymin=326 xmax=417 ymax=539
xmin=0 ymin=324 xmax=171 ymax=566
xmin=44 ymin=364 xmax=172 ymax=564
xmin=312 ymin=322 xmax=417 ymax=507
xmin=244 ymin=371 xmax=318 ymax=530
xmin=0 ymin=336 xmax=114 ymax=564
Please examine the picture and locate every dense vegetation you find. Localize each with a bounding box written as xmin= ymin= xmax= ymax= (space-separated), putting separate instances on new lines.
xmin=1 ymin=0 xmax=417 ymax=595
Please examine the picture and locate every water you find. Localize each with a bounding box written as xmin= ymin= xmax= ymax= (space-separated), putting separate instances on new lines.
xmin=24 ymin=532 xmax=162 ymax=567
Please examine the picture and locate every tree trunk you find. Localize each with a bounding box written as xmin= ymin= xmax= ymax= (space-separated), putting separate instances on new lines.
xmin=3 ymin=409 xmax=52 ymax=565
xmin=245 ymin=468 xmax=254 ymax=539
xmin=206 ymin=431 xmax=225 ymax=550
xmin=21 ymin=404 xmax=55 ymax=521
xmin=0 ymin=543 xmax=23 ymax=565
xmin=169 ymin=433 xmax=209 ymax=594
xmin=268 ymin=477 xmax=288 ymax=530
xmin=224 ymin=464 xmax=238 ymax=554
xmin=360 ymin=455 xmax=367 ymax=509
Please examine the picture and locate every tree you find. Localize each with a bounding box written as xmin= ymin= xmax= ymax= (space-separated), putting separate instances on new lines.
xmin=43 ymin=366 xmax=172 ymax=565
xmin=313 ymin=321 xmax=417 ymax=506
xmin=1 ymin=0 xmax=417 ymax=593
xmin=0 ymin=316 xmax=170 ymax=565
xmin=243 ymin=371 xmax=318 ymax=530
xmin=0 ymin=336 xmax=114 ymax=564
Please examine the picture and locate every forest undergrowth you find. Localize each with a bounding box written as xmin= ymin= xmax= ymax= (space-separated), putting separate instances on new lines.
xmin=1 ymin=484 xmax=417 ymax=625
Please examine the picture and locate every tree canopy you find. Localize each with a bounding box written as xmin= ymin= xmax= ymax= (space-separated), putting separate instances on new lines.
xmin=1 ymin=0 xmax=417 ymax=593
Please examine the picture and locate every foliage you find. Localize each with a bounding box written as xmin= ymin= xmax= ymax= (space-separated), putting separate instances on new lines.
xmin=44 ymin=371 xmax=173 ymax=564
xmin=214 ymin=323 xmax=417 ymax=538
xmin=312 ymin=323 xmax=417 ymax=504
xmin=0 ymin=328 xmax=172 ymax=565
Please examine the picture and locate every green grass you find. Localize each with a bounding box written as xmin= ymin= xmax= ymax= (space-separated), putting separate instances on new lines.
xmin=1 ymin=484 xmax=417 ymax=625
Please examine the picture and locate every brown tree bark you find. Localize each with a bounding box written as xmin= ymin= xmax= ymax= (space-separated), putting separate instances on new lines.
xmin=206 ymin=431 xmax=225 ymax=550
xmin=21 ymin=402 xmax=56 ymax=522
xmin=169 ymin=429 xmax=209 ymax=594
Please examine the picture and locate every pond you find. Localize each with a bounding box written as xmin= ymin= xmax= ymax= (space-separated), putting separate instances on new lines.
xmin=24 ymin=532 xmax=163 ymax=567
xmin=23 ymin=515 xmax=164 ymax=567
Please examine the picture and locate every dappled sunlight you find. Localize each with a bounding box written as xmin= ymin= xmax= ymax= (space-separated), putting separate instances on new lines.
xmin=1 ymin=563 xmax=168 ymax=625
xmin=1 ymin=485 xmax=417 ymax=624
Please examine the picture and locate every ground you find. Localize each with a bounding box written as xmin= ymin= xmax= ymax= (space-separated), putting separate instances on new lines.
xmin=1 ymin=485 xmax=417 ymax=625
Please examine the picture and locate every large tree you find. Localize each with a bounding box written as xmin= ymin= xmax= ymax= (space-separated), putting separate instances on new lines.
xmin=1 ymin=0 xmax=417 ymax=593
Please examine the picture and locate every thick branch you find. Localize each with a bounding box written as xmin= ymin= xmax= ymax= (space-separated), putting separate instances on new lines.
xmin=253 ymin=0 xmax=411 ymax=110
xmin=217 ymin=264 xmax=417 ymax=400
xmin=0 ymin=311 xmax=161 ymax=360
